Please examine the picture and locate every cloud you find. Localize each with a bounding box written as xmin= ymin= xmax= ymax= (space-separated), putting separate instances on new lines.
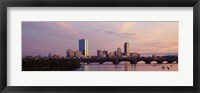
xmin=103 ymin=30 xmax=135 ymax=36
xmin=104 ymin=31 xmax=116 ymax=34
xmin=119 ymin=22 xmax=137 ymax=33
xmin=54 ymin=22 xmax=72 ymax=29
xmin=120 ymin=33 xmax=135 ymax=35
xmin=104 ymin=22 xmax=136 ymax=36
xmin=52 ymin=22 xmax=79 ymax=37
xmin=94 ymin=29 xmax=100 ymax=32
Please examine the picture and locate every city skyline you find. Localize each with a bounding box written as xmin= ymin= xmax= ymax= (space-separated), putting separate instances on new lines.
xmin=65 ymin=40 xmax=139 ymax=58
xmin=22 ymin=21 xmax=178 ymax=57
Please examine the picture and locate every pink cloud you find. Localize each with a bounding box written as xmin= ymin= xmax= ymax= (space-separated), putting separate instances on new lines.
xmin=54 ymin=22 xmax=78 ymax=35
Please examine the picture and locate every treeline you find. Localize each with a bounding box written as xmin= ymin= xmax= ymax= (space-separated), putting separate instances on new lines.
xmin=22 ymin=59 xmax=81 ymax=71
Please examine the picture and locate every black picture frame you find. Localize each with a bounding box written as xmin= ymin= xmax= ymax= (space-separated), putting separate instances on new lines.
xmin=0 ymin=0 xmax=199 ymax=93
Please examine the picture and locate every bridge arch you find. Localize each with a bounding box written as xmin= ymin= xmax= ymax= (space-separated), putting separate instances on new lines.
xmin=118 ymin=61 xmax=131 ymax=65
xmin=172 ymin=61 xmax=178 ymax=64
xmin=102 ymin=61 xmax=114 ymax=64
xmin=150 ymin=61 xmax=158 ymax=64
xmin=162 ymin=61 xmax=168 ymax=64
xmin=80 ymin=59 xmax=178 ymax=64
xmin=137 ymin=61 xmax=146 ymax=64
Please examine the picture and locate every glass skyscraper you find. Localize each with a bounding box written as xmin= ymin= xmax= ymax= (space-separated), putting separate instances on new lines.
xmin=124 ymin=42 xmax=130 ymax=56
xmin=79 ymin=39 xmax=88 ymax=56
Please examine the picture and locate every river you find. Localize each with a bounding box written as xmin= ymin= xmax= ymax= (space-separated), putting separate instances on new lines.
xmin=75 ymin=61 xmax=178 ymax=71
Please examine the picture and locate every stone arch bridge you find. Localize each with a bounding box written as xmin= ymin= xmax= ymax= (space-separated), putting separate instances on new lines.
xmin=72 ymin=57 xmax=178 ymax=64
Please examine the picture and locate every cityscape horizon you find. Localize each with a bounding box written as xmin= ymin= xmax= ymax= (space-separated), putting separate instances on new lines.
xmin=22 ymin=21 xmax=178 ymax=71
xmin=23 ymin=38 xmax=178 ymax=58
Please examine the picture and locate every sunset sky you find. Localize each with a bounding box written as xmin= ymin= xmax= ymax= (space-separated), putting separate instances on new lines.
xmin=22 ymin=21 xmax=178 ymax=57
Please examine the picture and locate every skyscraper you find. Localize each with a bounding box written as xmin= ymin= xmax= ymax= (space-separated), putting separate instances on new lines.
xmin=116 ymin=47 xmax=122 ymax=57
xmin=124 ymin=42 xmax=130 ymax=56
xmin=102 ymin=50 xmax=108 ymax=57
xmin=66 ymin=49 xmax=75 ymax=58
xmin=79 ymin=39 xmax=88 ymax=56
xmin=97 ymin=50 xmax=102 ymax=57
xmin=117 ymin=47 xmax=121 ymax=53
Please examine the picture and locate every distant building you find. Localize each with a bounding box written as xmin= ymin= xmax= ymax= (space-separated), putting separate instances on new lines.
xmin=114 ymin=51 xmax=117 ymax=56
xmin=108 ymin=52 xmax=114 ymax=57
xmin=74 ymin=50 xmax=82 ymax=58
xmin=24 ymin=56 xmax=34 ymax=60
xmin=117 ymin=47 xmax=121 ymax=53
xmin=48 ymin=53 xmax=53 ymax=58
xmin=116 ymin=47 xmax=122 ymax=57
xmin=66 ymin=49 xmax=75 ymax=58
xmin=102 ymin=50 xmax=108 ymax=57
xmin=97 ymin=50 xmax=102 ymax=57
xmin=124 ymin=42 xmax=130 ymax=56
xmin=35 ymin=55 xmax=42 ymax=60
xmin=79 ymin=39 xmax=88 ymax=56
xmin=115 ymin=51 xmax=122 ymax=57
xmin=66 ymin=49 xmax=82 ymax=58
xmin=53 ymin=54 xmax=60 ymax=59
xmin=130 ymin=52 xmax=140 ymax=58
xmin=152 ymin=55 xmax=159 ymax=60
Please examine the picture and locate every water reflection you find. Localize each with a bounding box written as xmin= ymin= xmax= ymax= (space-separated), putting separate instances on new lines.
xmin=76 ymin=61 xmax=178 ymax=71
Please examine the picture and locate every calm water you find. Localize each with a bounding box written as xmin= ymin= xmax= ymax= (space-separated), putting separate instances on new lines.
xmin=75 ymin=61 xmax=178 ymax=71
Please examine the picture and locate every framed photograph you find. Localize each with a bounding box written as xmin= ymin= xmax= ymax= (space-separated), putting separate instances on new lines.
xmin=0 ymin=0 xmax=199 ymax=93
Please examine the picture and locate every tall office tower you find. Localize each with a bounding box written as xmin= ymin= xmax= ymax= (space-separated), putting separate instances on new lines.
xmin=116 ymin=47 xmax=122 ymax=57
xmin=124 ymin=42 xmax=130 ymax=56
xmin=102 ymin=50 xmax=108 ymax=57
xmin=79 ymin=39 xmax=88 ymax=56
xmin=102 ymin=50 xmax=108 ymax=55
xmin=97 ymin=50 xmax=102 ymax=57
xmin=66 ymin=49 xmax=75 ymax=58
xmin=48 ymin=53 xmax=52 ymax=58
xmin=117 ymin=47 xmax=122 ymax=53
